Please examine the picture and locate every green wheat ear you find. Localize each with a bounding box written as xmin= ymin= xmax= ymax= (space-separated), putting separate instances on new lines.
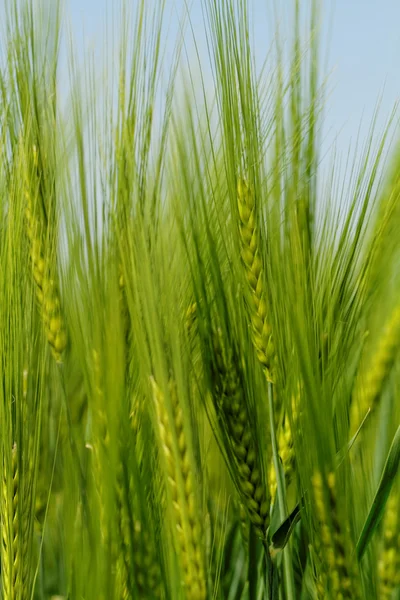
xmin=212 ymin=331 xmax=270 ymax=540
xmin=1 ymin=444 xmax=19 ymax=600
xmin=379 ymin=491 xmax=400 ymax=599
xmin=23 ymin=148 xmax=68 ymax=364
xmin=312 ymin=471 xmax=361 ymax=599
xmin=237 ymin=178 xmax=274 ymax=382
xmin=350 ymin=304 xmax=400 ymax=436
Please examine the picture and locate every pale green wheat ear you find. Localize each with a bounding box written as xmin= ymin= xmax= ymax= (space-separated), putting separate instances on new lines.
xmin=350 ymin=304 xmax=400 ymax=437
xmin=270 ymin=389 xmax=301 ymax=502
xmin=269 ymin=416 xmax=294 ymax=502
xmin=237 ymin=178 xmax=274 ymax=382
xmin=312 ymin=471 xmax=361 ymax=599
xmin=23 ymin=147 xmax=68 ymax=363
xmin=378 ymin=490 xmax=400 ymax=599
xmin=237 ymin=178 xmax=298 ymax=505
xmin=1 ymin=443 xmax=19 ymax=600
xmin=151 ymin=377 xmax=206 ymax=600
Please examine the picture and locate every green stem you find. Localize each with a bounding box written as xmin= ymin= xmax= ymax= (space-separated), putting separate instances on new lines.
xmin=262 ymin=539 xmax=275 ymax=600
xmin=268 ymin=383 xmax=296 ymax=600
xmin=248 ymin=524 xmax=258 ymax=600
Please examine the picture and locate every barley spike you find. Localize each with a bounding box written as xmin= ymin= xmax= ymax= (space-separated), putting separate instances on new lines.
xmin=237 ymin=178 xmax=274 ymax=382
xmin=312 ymin=471 xmax=361 ymax=599
xmin=213 ymin=334 xmax=270 ymax=540
xmin=151 ymin=377 xmax=206 ymax=599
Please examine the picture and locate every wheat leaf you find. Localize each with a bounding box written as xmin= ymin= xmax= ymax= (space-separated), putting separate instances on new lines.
xmin=356 ymin=424 xmax=400 ymax=560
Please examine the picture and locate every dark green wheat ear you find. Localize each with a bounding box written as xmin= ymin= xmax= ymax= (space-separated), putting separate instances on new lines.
xmin=211 ymin=331 xmax=271 ymax=540
xmin=378 ymin=490 xmax=400 ymax=599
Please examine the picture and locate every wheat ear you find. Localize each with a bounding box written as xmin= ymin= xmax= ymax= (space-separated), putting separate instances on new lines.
xmin=237 ymin=178 xmax=274 ymax=382
xmin=24 ymin=169 xmax=67 ymax=363
xmin=1 ymin=444 xmax=19 ymax=600
xmin=379 ymin=491 xmax=400 ymax=599
xmin=312 ymin=471 xmax=361 ymax=599
xmin=213 ymin=334 xmax=270 ymax=540
xmin=350 ymin=305 xmax=400 ymax=436
xmin=237 ymin=179 xmax=297 ymax=508
xmin=151 ymin=377 xmax=206 ymax=600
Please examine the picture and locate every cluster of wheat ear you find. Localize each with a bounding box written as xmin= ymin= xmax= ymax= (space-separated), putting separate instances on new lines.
xmin=2 ymin=1 xmax=400 ymax=599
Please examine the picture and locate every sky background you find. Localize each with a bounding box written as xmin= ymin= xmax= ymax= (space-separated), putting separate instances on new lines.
xmin=0 ymin=0 xmax=398 ymax=165
xmin=63 ymin=0 xmax=400 ymax=161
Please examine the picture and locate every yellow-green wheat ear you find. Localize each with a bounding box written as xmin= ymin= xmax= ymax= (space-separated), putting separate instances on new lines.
xmin=1 ymin=443 xmax=19 ymax=599
xmin=269 ymin=393 xmax=299 ymax=501
xmin=350 ymin=304 xmax=400 ymax=436
xmin=24 ymin=183 xmax=68 ymax=364
xmin=237 ymin=178 xmax=274 ymax=382
xmin=312 ymin=471 xmax=361 ymax=599
xmin=131 ymin=520 xmax=162 ymax=598
xmin=269 ymin=414 xmax=295 ymax=501
xmin=151 ymin=377 xmax=206 ymax=600
xmin=379 ymin=491 xmax=400 ymax=599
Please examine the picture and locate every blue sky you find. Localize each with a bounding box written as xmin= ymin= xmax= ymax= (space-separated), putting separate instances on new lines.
xmin=65 ymin=0 xmax=400 ymax=158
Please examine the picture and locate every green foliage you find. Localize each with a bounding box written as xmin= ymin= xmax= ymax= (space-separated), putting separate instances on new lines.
xmin=0 ymin=0 xmax=399 ymax=599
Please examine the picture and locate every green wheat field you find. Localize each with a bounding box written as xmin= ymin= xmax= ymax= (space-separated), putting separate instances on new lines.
xmin=0 ymin=0 xmax=399 ymax=598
